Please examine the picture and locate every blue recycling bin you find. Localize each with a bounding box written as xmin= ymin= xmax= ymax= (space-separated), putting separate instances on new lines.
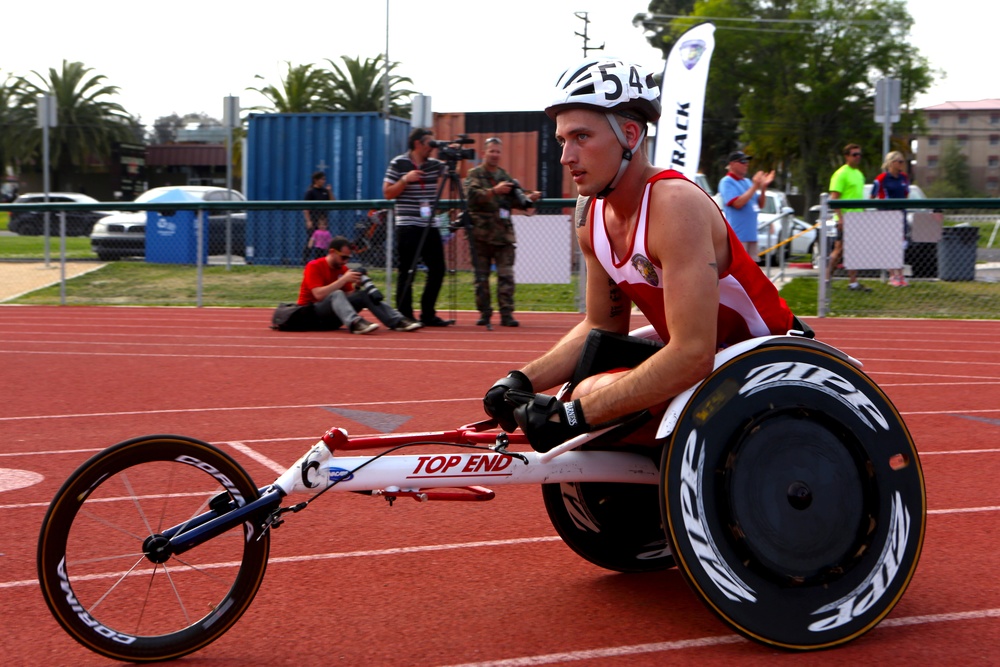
xmin=145 ymin=189 xmax=208 ymax=264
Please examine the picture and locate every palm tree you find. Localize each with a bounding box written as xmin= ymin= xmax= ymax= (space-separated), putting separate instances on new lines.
xmin=18 ymin=60 xmax=136 ymax=190
xmin=322 ymin=54 xmax=415 ymax=116
xmin=247 ymin=62 xmax=328 ymax=113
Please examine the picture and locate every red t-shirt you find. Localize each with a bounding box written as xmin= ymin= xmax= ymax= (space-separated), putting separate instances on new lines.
xmin=297 ymin=258 xmax=353 ymax=305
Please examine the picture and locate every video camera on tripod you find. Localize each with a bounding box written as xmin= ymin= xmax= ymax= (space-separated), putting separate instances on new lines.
xmin=429 ymin=135 xmax=476 ymax=163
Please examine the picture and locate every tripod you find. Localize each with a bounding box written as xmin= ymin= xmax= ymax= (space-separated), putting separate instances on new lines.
xmin=400 ymin=158 xmax=485 ymax=328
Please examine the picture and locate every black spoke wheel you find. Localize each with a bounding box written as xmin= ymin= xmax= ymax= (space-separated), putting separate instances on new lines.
xmin=37 ymin=435 xmax=270 ymax=663
xmin=543 ymin=480 xmax=674 ymax=573
xmin=661 ymin=344 xmax=925 ymax=650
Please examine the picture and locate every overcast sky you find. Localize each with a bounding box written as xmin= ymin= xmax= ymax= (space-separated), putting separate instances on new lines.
xmin=2 ymin=0 xmax=984 ymax=127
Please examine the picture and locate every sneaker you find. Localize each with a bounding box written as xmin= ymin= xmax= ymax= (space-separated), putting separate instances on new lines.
xmin=888 ymin=277 xmax=902 ymax=287
xmin=476 ymin=314 xmax=491 ymax=326
xmin=500 ymin=315 xmax=520 ymax=327
xmin=848 ymin=283 xmax=872 ymax=292
xmin=349 ymin=317 xmax=379 ymax=334
xmin=393 ymin=317 xmax=422 ymax=331
xmin=898 ymin=278 xmax=910 ymax=287
xmin=420 ymin=316 xmax=452 ymax=327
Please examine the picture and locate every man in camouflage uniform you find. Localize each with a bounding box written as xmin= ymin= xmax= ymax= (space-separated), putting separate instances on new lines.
xmin=463 ymin=137 xmax=541 ymax=327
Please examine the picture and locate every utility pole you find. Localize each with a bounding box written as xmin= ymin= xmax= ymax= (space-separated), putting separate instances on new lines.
xmin=574 ymin=12 xmax=605 ymax=57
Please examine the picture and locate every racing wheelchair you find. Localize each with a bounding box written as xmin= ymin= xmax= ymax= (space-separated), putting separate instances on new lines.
xmin=37 ymin=331 xmax=925 ymax=662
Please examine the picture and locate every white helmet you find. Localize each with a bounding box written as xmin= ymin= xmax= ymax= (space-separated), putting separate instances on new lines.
xmin=546 ymin=59 xmax=661 ymax=198
xmin=545 ymin=59 xmax=661 ymax=123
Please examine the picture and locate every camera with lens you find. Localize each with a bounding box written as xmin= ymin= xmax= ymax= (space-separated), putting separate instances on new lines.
xmin=354 ymin=267 xmax=383 ymax=303
xmin=506 ymin=179 xmax=535 ymax=210
xmin=429 ymin=135 xmax=476 ymax=162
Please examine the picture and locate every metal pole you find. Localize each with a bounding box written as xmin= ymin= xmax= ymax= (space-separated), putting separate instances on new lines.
xmin=41 ymin=97 xmax=52 ymax=268
xmin=223 ymin=96 xmax=239 ymax=271
xmin=196 ymin=210 xmax=204 ymax=308
xmin=59 ymin=211 xmax=66 ymax=305
xmin=818 ymin=194 xmax=829 ymax=317
xmin=384 ymin=0 xmax=391 ymax=166
xmin=882 ymin=114 xmax=891 ymax=160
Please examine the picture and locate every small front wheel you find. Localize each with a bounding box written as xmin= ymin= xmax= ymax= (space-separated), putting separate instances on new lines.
xmin=37 ymin=435 xmax=270 ymax=663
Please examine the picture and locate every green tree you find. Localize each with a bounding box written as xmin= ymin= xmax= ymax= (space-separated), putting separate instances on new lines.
xmin=321 ymin=55 xmax=415 ymax=116
xmin=247 ymin=62 xmax=329 ymax=113
xmin=633 ymin=0 xmax=699 ymax=55
xmin=0 ymin=72 xmax=34 ymax=180
xmin=925 ymin=140 xmax=976 ymax=198
xmin=637 ymin=0 xmax=932 ymax=206
xmin=18 ymin=60 xmax=136 ymax=190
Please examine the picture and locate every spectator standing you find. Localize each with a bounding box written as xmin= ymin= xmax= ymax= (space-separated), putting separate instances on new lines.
xmin=271 ymin=235 xmax=422 ymax=333
xmin=827 ymin=144 xmax=870 ymax=291
xmin=303 ymin=171 xmax=335 ymax=265
xmin=383 ymin=128 xmax=451 ymax=327
xmin=871 ymin=150 xmax=910 ymax=287
xmin=464 ymin=137 xmax=541 ymax=328
xmin=718 ymin=151 xmax=775 ymax=258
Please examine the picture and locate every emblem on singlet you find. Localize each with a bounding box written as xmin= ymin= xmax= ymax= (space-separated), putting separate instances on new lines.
xmin=630 ymin=254 xmax=659 ymax=286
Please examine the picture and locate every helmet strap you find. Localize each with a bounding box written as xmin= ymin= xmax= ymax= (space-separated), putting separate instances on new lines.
xmin=596 ymin=112 xmax=646 ymax=199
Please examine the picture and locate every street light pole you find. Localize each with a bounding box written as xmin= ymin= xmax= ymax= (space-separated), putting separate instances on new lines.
xmin=37 ymin=93 xmax=57 ymax=268
xmin=223 ymin=95 xmax=240 ymax=270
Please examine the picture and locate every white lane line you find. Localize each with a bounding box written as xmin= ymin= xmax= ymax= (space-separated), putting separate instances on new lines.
xmin=221 ymin=441 xmax=286 ymax=474
xmin=0 ymin=396 xmax=478 ymax=422
xmin=430 ymin=608 xmax=1000 ymax=667
xmin=0 ymin=349 xmax=530 ymax=364
xmin=1 ymin=536 xmax=563 ymax=588
xmin=3 ymin=399 xmax=1000 ymax=423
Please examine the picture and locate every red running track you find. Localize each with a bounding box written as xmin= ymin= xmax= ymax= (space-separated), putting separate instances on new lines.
xmin=1 ymin=306 xmax=998 ymax=666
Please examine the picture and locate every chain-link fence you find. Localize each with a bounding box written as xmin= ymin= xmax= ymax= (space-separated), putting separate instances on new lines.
xmin=4 ymin=196 xmax=999 ymax=319
xmin=0 ymin=198 xmax=581 ymax=312
xmin=810 ymin=197 xmax=1000 ymax=318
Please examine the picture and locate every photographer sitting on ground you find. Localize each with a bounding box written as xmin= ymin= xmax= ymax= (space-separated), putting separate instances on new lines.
xmin=271 ymin=235 xmax=422 ymax=333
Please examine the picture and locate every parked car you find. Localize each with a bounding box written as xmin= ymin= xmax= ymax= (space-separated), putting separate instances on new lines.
xmin=90 ymin=186 xmax=246 ymax=261
xmin=8 ymin=192 xmax=111 ymax=236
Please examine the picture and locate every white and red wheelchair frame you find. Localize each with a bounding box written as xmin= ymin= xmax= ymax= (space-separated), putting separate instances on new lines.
xmin=37 ymin=332 xmax=926 ymax=662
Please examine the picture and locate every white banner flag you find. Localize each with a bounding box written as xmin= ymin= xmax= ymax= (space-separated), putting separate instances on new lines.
xmin=652 ymin=23 xmax=716 ymax=179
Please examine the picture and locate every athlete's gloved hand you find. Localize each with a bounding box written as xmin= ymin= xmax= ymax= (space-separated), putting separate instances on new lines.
xmin=514 ymin=394 xmax=590 ymax=453
xmin=483 ymin=370 xmax=533 ymax=432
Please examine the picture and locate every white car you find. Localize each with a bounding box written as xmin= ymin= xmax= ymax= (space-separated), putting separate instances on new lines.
xmin=756 ymin=190 xmax=816 ymax=262
xmin=90 ymin=186 xmax=246 ymax=261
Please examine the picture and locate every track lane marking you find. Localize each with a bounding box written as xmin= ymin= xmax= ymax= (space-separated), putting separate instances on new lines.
xmin=431 ymin=609 xmax=1000 ymax=667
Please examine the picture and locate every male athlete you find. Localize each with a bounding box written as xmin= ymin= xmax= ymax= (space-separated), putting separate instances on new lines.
xmin=484 ymin=59 xmax=797 ymax=452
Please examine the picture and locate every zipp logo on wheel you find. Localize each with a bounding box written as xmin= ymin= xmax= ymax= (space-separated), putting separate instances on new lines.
xmin=679 ymin=429 xmax=756 ymax=604
xmin=808 ymin=491 xmax=913 ymax=632
xmin=739 ymin=361 xmax=890 ymax=431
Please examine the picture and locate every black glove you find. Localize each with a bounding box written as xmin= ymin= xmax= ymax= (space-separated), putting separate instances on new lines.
xmin=514 ymin=394 xmax=590 ymax=453
xmin=483 ymin=370 xmax=533 ymax=432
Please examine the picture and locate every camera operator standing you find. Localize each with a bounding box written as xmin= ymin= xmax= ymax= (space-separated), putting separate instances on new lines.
xmin=464 ymin=137 xmax=541 ymax=327
xmin=383 ymin=128 xmax=452 ymax=327
xmin=270 ymin=236 xmax=421 ymax=333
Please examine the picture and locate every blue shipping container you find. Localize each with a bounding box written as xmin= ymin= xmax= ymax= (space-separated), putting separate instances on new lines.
xmin=245 ymin=112 xmax=411 ymax=265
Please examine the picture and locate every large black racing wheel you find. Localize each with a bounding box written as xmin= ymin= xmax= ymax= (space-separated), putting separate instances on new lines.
xmin=543 ymin=480 xmax=675 ymax=573
xmin=661 ymin=343 xmax=925 ymax=650
xmin=37 ymin=435 xmax=271 ymax=663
